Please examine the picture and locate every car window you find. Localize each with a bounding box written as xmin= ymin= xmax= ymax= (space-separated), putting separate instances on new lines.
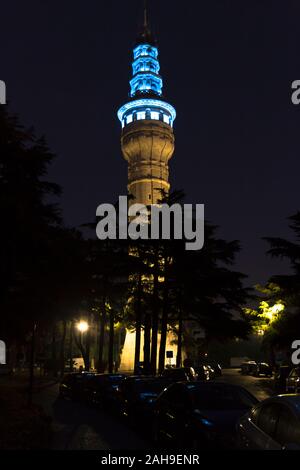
xmin=161 ymin=384 xmax=189 ymax=408
xmin=188 ymin=385 xmax=255 ymax=411
xmin=134 ymin=380 xmax=167 ymax=395
xmin=257 ymin=403 xmax=281 ymax=438
xmin=163 ymin=369 xmax=187 ymax=380
xmin=233 ymin=389 xmax=258 ymax=409
xmin=275 ymin=406 xmax=300 ymax=447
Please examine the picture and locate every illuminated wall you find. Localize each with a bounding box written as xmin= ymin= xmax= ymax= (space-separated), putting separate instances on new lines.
xmin=119 ymin=329 xmax=178 ymax=372
xmin=0 ymin=340 xmax=6 ymax=365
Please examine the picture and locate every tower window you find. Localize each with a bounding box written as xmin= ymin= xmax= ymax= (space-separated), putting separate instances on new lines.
xmin=137 ymin=111 xmax=145 ymax=120
xmin=151 ymin=111 xmax=159 ymax=120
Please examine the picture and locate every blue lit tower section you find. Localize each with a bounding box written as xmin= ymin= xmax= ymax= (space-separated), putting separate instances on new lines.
xmin=118 ymin=17 xmax=176 ymax=207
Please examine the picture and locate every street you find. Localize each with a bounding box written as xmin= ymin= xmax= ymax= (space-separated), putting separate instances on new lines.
xmin=216 ymin=368 xmax=274 ymax=401
xmin=33 ymin=368 xmax=274 ymax=450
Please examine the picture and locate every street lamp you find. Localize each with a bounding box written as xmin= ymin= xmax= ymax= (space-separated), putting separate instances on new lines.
xmin=77 ymin=320 xmax=89 ymax=333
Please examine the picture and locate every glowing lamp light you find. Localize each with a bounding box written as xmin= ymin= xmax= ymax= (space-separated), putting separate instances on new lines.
xmin=77 ymin=320 xmax=89 ymax=333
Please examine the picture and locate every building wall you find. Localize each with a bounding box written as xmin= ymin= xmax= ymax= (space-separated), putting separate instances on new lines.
xmin=119 ymin=329 xmax=178 ymax=372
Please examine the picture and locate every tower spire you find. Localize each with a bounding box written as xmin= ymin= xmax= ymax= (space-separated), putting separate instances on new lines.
xmin=143 ymin=0 xmax=148 ymax=30
xmin=144 ymin=0 xmax=150 ymax=34
xmin=136 ymin=0 xmax=156 ymax=46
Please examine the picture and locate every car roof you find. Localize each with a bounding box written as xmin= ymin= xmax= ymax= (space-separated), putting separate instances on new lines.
xmin=165 ymin=381 xmax=258 ymax=402
xmin=175 ymin=381 xmax=252 ymax=392
xmin=93 ymin=373 xmax=125 ymax=378
xmin=259 ymin=394 xmax=300 ymax=412
xmin=124 ymin=375 xmax=159 ymax=382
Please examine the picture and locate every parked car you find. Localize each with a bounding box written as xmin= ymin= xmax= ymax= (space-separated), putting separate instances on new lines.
xmin=59 ymin=372 xmax=95 ymax=400
xmin=194 ymin=365 xmax=211 ymax=381
xmin=116 ymin=376 xmax=170 ymax=425
xmin=237 ymin=395 xmax=300 ymax=449
xmin=209 ymin=362 xmax=222 ymax=377
xmin=84 ymin=373 xmax=126 ymax=407
xmin=240 ymin=361 xmax=257 ymax=375
xmin=253 ymin=362 xmax=273 ymax=377
xmin=286 ymin=367 xmax=300 ymax=393
xmin=160 ymin=367 xmax=196 ymax=382
xmin=274 ymin=365 xmax=293 ymax=392
xmin=153 ymin=381 xmax=258 ymax=449
xmin=205 ymin=365 xmax=216 ymax=380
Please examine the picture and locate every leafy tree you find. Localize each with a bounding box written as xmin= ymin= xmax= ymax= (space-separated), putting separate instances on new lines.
xmin=258 ymin=212 xmax=300 ymax=356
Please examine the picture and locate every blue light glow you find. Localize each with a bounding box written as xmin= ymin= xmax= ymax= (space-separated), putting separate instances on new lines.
xmin=118 ymin=98 xmax=176 ymax=126
xmin=130 ymin=73 xmax=163 ymax=97
xmin=133 ymin=44 xmax=158 ymax=60
xmin=118 ymin=40 xmax=176 ymax=128
xmin=130 ymin=44 xmax=162 ymax=97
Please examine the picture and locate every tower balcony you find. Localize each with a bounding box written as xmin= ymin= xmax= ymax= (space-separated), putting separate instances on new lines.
xmin=117 ymin=98 xmax=176 ymax=129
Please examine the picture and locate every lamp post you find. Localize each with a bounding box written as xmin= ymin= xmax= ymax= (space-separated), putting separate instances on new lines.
xmin=76 ymin=321 xmax=89 ymax=371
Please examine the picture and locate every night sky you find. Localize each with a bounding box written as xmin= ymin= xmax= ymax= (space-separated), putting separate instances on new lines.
xmin=1 ymin=0 xmax=300 ymax=286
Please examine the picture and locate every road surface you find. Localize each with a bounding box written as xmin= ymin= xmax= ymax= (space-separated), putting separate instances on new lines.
xmin=217 ymin=368 xmax=274 ymax=401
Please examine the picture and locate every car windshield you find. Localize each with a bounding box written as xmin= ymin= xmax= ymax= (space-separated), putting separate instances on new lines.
xmin=107 ymin=375 xmax=125 ymax=382
xmin=163 ymin=370 xmax=187 ymax=379
xmin=132 ymin=380 xmax=167 ymax=395
xmin=187 ymin=384 xmax=257 ymax=411
xmin=93 ymin=375 xmax=124 ymax=386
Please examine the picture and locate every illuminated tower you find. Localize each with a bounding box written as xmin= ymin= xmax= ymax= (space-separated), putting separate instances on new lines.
xmin=117 ymin=4 xmax=176 ymax=207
